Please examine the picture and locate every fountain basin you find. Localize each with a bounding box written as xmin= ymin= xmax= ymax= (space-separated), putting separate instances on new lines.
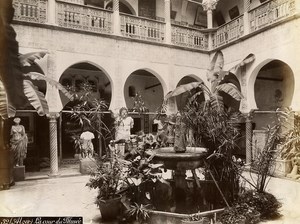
xmin=146 ymin=147 xmax=207 ymax=170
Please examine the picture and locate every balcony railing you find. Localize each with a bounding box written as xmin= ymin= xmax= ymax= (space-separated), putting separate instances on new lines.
xmin=213 ymin=15 xmax=244 ymax=48
xmin=56 ymin=0 xmax=113 ymax=34
xmin=120 ymin=14 xmax=165 ymax=43
xmin=171 ymin=25 xmax=208 ymax=50
xmin=249 ymin=0 xmax=296 ymax=32
xmin=13 ymin=0 xmax=47 ymax=24
xmin=12 ymin=0 xmax=297 ymax=50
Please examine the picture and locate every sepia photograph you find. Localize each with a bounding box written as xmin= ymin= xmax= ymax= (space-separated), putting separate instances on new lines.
xmin=0 ymin=0 xmax=300 ymax=223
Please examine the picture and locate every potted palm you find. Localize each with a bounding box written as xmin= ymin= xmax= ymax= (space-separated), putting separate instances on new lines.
xmin=86 ymin=152 xmax=127 ymax=220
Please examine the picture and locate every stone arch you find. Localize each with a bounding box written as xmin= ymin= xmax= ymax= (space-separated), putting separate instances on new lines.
xmin=248 ymin=59 xmax=294 ymax=111
xmin=124 ymin=68 xmax=166 ymax=134
xmin=105 ymin=0 xmax=136 ymax=15
xmin=58 ymin=61 xmax=114 ymax=158
xmin=58 ymin=60 xmax=113 ymax=109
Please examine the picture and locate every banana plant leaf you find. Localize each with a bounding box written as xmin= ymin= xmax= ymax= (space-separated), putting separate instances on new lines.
xmin=215 ymin=83 xmax=244 ymax=101
xmin=24 ymin=72 xmax=73 ymax=100
xmin=210 ymin=94 xmax=224 ymax=112
xmin=165 ymin=81 xmax=203 ymax=99
xmin=0 ymin=80 xmax=16 ymax=119
xmin=19 ymin=51 xmax=48 ymax=67
xmin=228 ymin=53 xmax=255 ymax=74
xmin=23 ymin=80 xmax=49 ymax=116
xmin=209 ymin=51 xmax=224 ymax=73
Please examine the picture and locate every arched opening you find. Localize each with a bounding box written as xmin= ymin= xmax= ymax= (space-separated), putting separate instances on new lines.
xmin=105 ymin=1 xmax=135 ymax=15
xmin=254 ymin=60 xmax=294 ymax=111
xmin=252 ymin=60 xmax=294 ymax=130
xmin=59 ymin=62 xmax=112 ymax=158
xmin=124 ymin=69 xmax=164 ymax=134
xmin=175 ymin=76 xmax=204 ymax=111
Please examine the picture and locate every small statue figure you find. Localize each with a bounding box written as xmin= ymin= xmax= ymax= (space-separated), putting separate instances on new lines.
xmin=165 ymin=118 xmax=175 ymax=147
xmin=10 ymin=117 xmax=28 ymax=166
xmin=174 ymin=115 xmax=187 ymax=153
xmin=115 ymin=107 xmax=134 ymax=141
xmin=80 ymin=130 xmax=95 ymax=158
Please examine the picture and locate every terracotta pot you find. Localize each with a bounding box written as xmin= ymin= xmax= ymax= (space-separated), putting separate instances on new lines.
xmin=98 ymin=194 xmax=122 ymax=221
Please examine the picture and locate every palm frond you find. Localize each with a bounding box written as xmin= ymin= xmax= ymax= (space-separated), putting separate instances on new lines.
xmin=215 ymin=83 xmax=243 ymax=101
xmin=23 ymin=80 xmax=49 ymax=116
xmin=19 ymin=51 xmax=48 ymax=66
xmin=24 ymin=72 xmax=73 ymax=100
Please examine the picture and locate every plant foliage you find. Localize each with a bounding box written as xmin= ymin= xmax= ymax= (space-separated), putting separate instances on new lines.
xmin=238 ymin=190 xmax=281 ymax=220
xmin=125 ymin=203 xmax=150 ymax=222
xmin=86 ymin=153 xmax=127 ymax=201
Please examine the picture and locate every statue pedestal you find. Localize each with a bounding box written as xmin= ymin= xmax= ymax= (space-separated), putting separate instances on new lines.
xmin=80 ymin=158 xmax=97 ymax=175
xmin=13 ymin=166 xmax=25 ymax=181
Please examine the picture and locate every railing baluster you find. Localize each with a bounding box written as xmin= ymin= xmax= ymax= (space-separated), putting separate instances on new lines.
xmin=55 ymin=1 xmax=112 ymax=34
xmin=171 ymin=25 xmax=208 ymax=49
xmin=249 ymin=0 xmax=295 ymax=32
xmin=120 ymin=14 xmax=165 ymax=43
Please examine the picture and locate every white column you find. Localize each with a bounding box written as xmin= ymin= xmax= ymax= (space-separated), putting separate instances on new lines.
xmin=181 ymin=0 xmax=188 ymax=24
xmin=113 ymin=0 xmax=120 ymax=35
xmin=243 ymin=0 xmax=251 ymax=35
xmin=202 ymin=0 xmax=219 ymax=50
xmin=47 ymin=0 xmax=56 ymax=25
xmin=164 ymin=0 xmax=172 ymax=44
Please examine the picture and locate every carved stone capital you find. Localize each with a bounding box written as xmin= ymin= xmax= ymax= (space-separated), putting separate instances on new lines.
xmin=243 ymin=109 xmax=256 ymax=122
xmin=47 ymin=113 xmax=60 ymax=122
xmin=202 ymin=0 xmax=219 ymax=11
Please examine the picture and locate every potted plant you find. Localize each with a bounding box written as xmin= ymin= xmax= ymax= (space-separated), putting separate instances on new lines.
xmin=86 ymin=152 xmax=127 ymax=221
xmin=182 ymin=213 xmax=210 ymax=224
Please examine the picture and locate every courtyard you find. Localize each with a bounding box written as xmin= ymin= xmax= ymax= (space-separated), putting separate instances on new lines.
xmin=1 ymin=0 xmax=300 ymax=223
xmin=1 ymin=171 xmax=300 ymax=223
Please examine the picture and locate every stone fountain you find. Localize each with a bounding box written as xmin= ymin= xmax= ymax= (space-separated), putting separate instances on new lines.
xmin=146 ymin=147 xmax=207 ymax=213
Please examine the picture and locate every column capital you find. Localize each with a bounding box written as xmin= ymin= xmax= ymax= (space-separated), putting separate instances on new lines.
xmin=243 ymin=109 xmax=256 ymax=122
xmin=202 ymin=0 xmax=219 ymax=11
xmin=47 ymin=113 xmax=60 ymax=121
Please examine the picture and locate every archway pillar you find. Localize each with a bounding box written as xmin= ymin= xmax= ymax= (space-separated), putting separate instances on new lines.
xmin=164 ymin=0 xmax=172 ymax=44
xmin=202 ymin=0 xmax=219 ymax=50
xmin=113 ymin=0 xmax=121 ymax=36
xmin=46 ymin=113 xmax=60 ymax=177
xmin=47 ymin=0 xmax=56 ymax=25
xmin=244 ymin=111 xmax=254 ymax=164
xmin=243 ymin=0 xmax=251 ymax=35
